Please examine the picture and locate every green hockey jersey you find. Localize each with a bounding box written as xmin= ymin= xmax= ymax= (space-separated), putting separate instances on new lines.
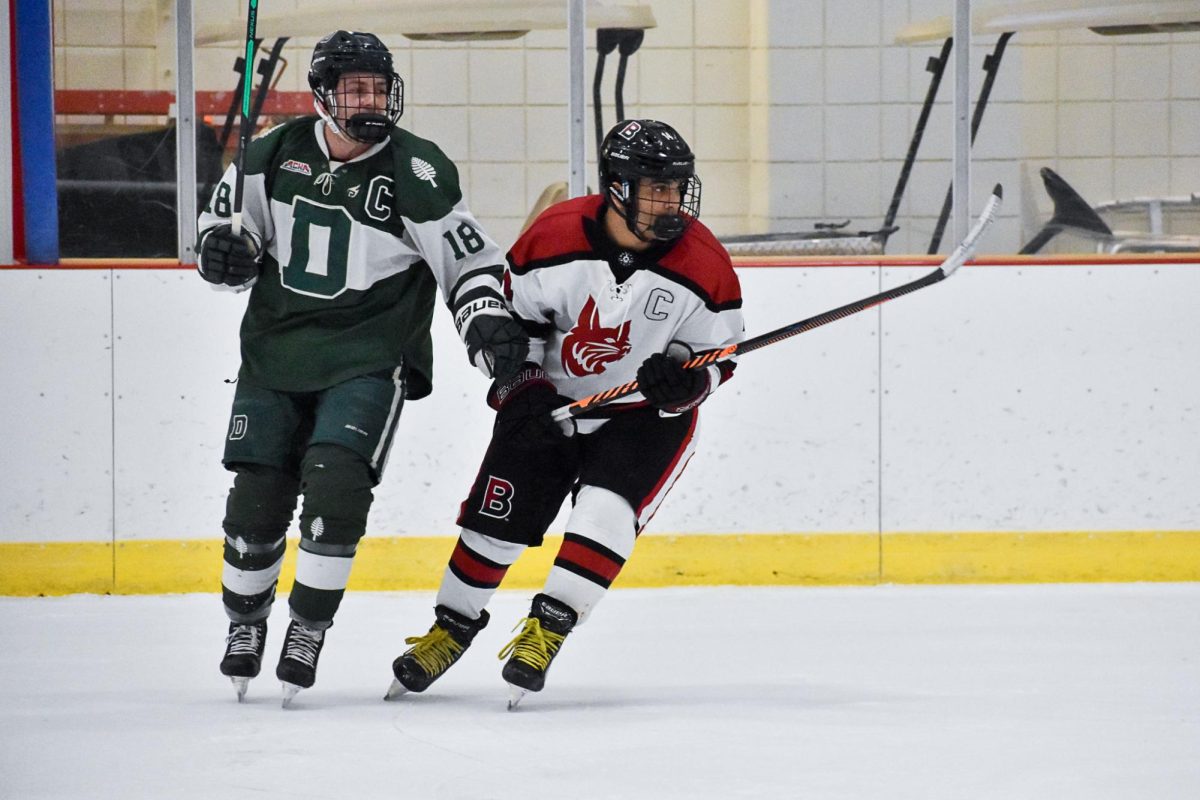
xmin=198 ymin=117 xmax=505 ymax=399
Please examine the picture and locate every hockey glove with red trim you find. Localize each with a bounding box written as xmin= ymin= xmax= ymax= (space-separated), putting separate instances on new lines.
xmin=637 ymin=351 xmax=712 ymax=414
xmin=196 ymin=224 xmax=261 ymax=288
xmin=489 ymin=363 xmax=574 ymax=447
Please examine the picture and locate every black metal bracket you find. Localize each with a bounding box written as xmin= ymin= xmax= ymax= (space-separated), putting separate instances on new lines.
xmin=593 ymin=28 xmax=646 ymax=163
xmin=927 ymin=31 xmax=1015 ymax=254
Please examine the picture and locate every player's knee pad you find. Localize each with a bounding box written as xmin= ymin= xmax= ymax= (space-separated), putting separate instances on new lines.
xmin=223 ymin=463 xmax=300 ymax=543
xmin=459 ymin=528 xmax=526 ymax=566
xmin=565 ymin=485 xmax=637 ymax=560
xmin=298 ymin=443 xmax=375 ymax=547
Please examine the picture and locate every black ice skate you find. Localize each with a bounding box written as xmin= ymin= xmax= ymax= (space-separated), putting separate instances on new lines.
xmin=219 ymin=621 xmax=267 ymax=702
xmin=275 ymin=620 xmax=326 ymax=707
xmin=498 ymin=593 xmax=578 ymax=710
xmin=385 ymin=606 xmax=490 ymax=699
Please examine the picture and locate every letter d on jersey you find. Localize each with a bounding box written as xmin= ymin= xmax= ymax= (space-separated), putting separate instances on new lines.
xmin=479 ymin=476 xmax=515 ymax=520
xmin=228 ymin=414 xmax=249 ymax=440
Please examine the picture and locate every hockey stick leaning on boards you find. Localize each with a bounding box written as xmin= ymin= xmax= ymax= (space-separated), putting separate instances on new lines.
xmin=551 ymin=183 xmax=1003 ymax=423
xmin=230 ymin=0 xmax=260 ymax=236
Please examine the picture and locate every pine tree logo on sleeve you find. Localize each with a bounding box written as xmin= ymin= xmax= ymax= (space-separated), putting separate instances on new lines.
xmin=411 ymin=157 xmax=438 ymax=187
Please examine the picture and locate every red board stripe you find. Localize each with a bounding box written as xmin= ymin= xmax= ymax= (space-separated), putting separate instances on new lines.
xmin=54 ymin=89 xmax=314 ymax=117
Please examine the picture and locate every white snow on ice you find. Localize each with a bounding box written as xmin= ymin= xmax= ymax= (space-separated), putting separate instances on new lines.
xmin=1 ymin=584 xmax=1198 ymax=799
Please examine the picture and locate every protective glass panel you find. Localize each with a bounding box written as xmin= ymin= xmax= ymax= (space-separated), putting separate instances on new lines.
xmin=51 ymin=0 xmax=277 ymax=258
xmin=49 ymin=1 xmax=1200 ymax=258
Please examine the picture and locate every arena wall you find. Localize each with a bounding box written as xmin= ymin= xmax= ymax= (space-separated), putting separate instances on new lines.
xmin=2 ymin=257 xmax=1197 ymax=593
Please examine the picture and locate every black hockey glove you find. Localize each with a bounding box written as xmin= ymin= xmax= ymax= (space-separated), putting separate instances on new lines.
xmin=637 ymin=351 xmax=711 ymax=414
xmin=488 ymin=363 xmax=574 ymax=448
xmin=464 ymin=314 xmax=530 ymax=382
xmin=196 ymin=224 xmax=261 ymax=287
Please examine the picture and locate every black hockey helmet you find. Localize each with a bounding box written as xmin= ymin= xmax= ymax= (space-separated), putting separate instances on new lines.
xmin=308 ymin=30 xmax=404 ymax=144
xmin=599 ymin=119 xmax=701 ymax=241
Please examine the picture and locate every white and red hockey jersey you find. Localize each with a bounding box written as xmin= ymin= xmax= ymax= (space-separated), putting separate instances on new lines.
xmin=505 ymin=195 xmax=744 ymax=431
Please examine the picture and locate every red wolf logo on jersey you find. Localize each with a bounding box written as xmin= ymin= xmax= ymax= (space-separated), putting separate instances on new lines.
xmin=562 ymin=296 xmax=632 ymax=376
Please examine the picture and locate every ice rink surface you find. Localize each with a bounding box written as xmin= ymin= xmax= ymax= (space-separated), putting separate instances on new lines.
xmin=2 ymin=584 xmax=1198 ymax=799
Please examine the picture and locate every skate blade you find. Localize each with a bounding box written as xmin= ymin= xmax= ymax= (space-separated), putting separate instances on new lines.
xmin=384 ymin=678 xmax=409 ymax=701
xmin=280 ymin=681 xmax=304 ymax=708
xmin=506 ymin=684 xmax=528 ymax=711
xmin=230 ymin=676 xmax=250 ymax=702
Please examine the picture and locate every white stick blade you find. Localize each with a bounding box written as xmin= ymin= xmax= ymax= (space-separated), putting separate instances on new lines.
xmin=941 ymin=184 xmax=1004 ymax=277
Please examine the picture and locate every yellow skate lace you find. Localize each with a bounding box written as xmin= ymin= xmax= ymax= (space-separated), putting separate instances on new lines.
xmin=497 ymin=617 xmax=565 ymax=670
xmin=403 ymin=626 xmax=464 ymax=675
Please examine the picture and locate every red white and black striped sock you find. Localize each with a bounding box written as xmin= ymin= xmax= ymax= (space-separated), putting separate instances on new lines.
xmin=435 ymin=528 xmax=524 ymax=620
xmin=542 ymin=485 xmax=636 ymax=624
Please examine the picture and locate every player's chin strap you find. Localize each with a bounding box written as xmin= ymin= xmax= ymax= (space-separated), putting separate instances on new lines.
xmin=551 ymin=184 xmax=1004 ymax=423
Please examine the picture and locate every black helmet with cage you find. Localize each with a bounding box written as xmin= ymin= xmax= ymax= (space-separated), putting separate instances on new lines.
xmin=308 ymin=30 xmax=404 ymax=144
xmin=598 ymin=119 xmax=701 ymax=241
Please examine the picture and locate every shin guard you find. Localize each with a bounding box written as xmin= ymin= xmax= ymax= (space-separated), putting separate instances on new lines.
xmin=222 ymin=464 xmax=299 ymax=622
xmin=289 ymin=444 xmax=374 ymax=626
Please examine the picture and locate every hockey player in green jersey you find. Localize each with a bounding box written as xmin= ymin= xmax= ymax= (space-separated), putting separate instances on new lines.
xmin=197 ymin=30 xmax=527 ymax=706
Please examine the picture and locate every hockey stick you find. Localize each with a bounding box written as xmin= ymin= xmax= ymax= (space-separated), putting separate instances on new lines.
xmin=551 ymin=184 xmax=1003 ymax=422
xmin=230 ymin=0 xmax=260 ymax=236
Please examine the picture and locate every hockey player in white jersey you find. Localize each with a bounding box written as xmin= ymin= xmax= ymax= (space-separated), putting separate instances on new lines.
xmin=387 ymin=119 xmax=745 ymax=707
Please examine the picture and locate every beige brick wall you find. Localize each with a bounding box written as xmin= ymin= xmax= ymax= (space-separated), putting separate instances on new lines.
xmin=52 ymin=0 xmax=1199 ymax=254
